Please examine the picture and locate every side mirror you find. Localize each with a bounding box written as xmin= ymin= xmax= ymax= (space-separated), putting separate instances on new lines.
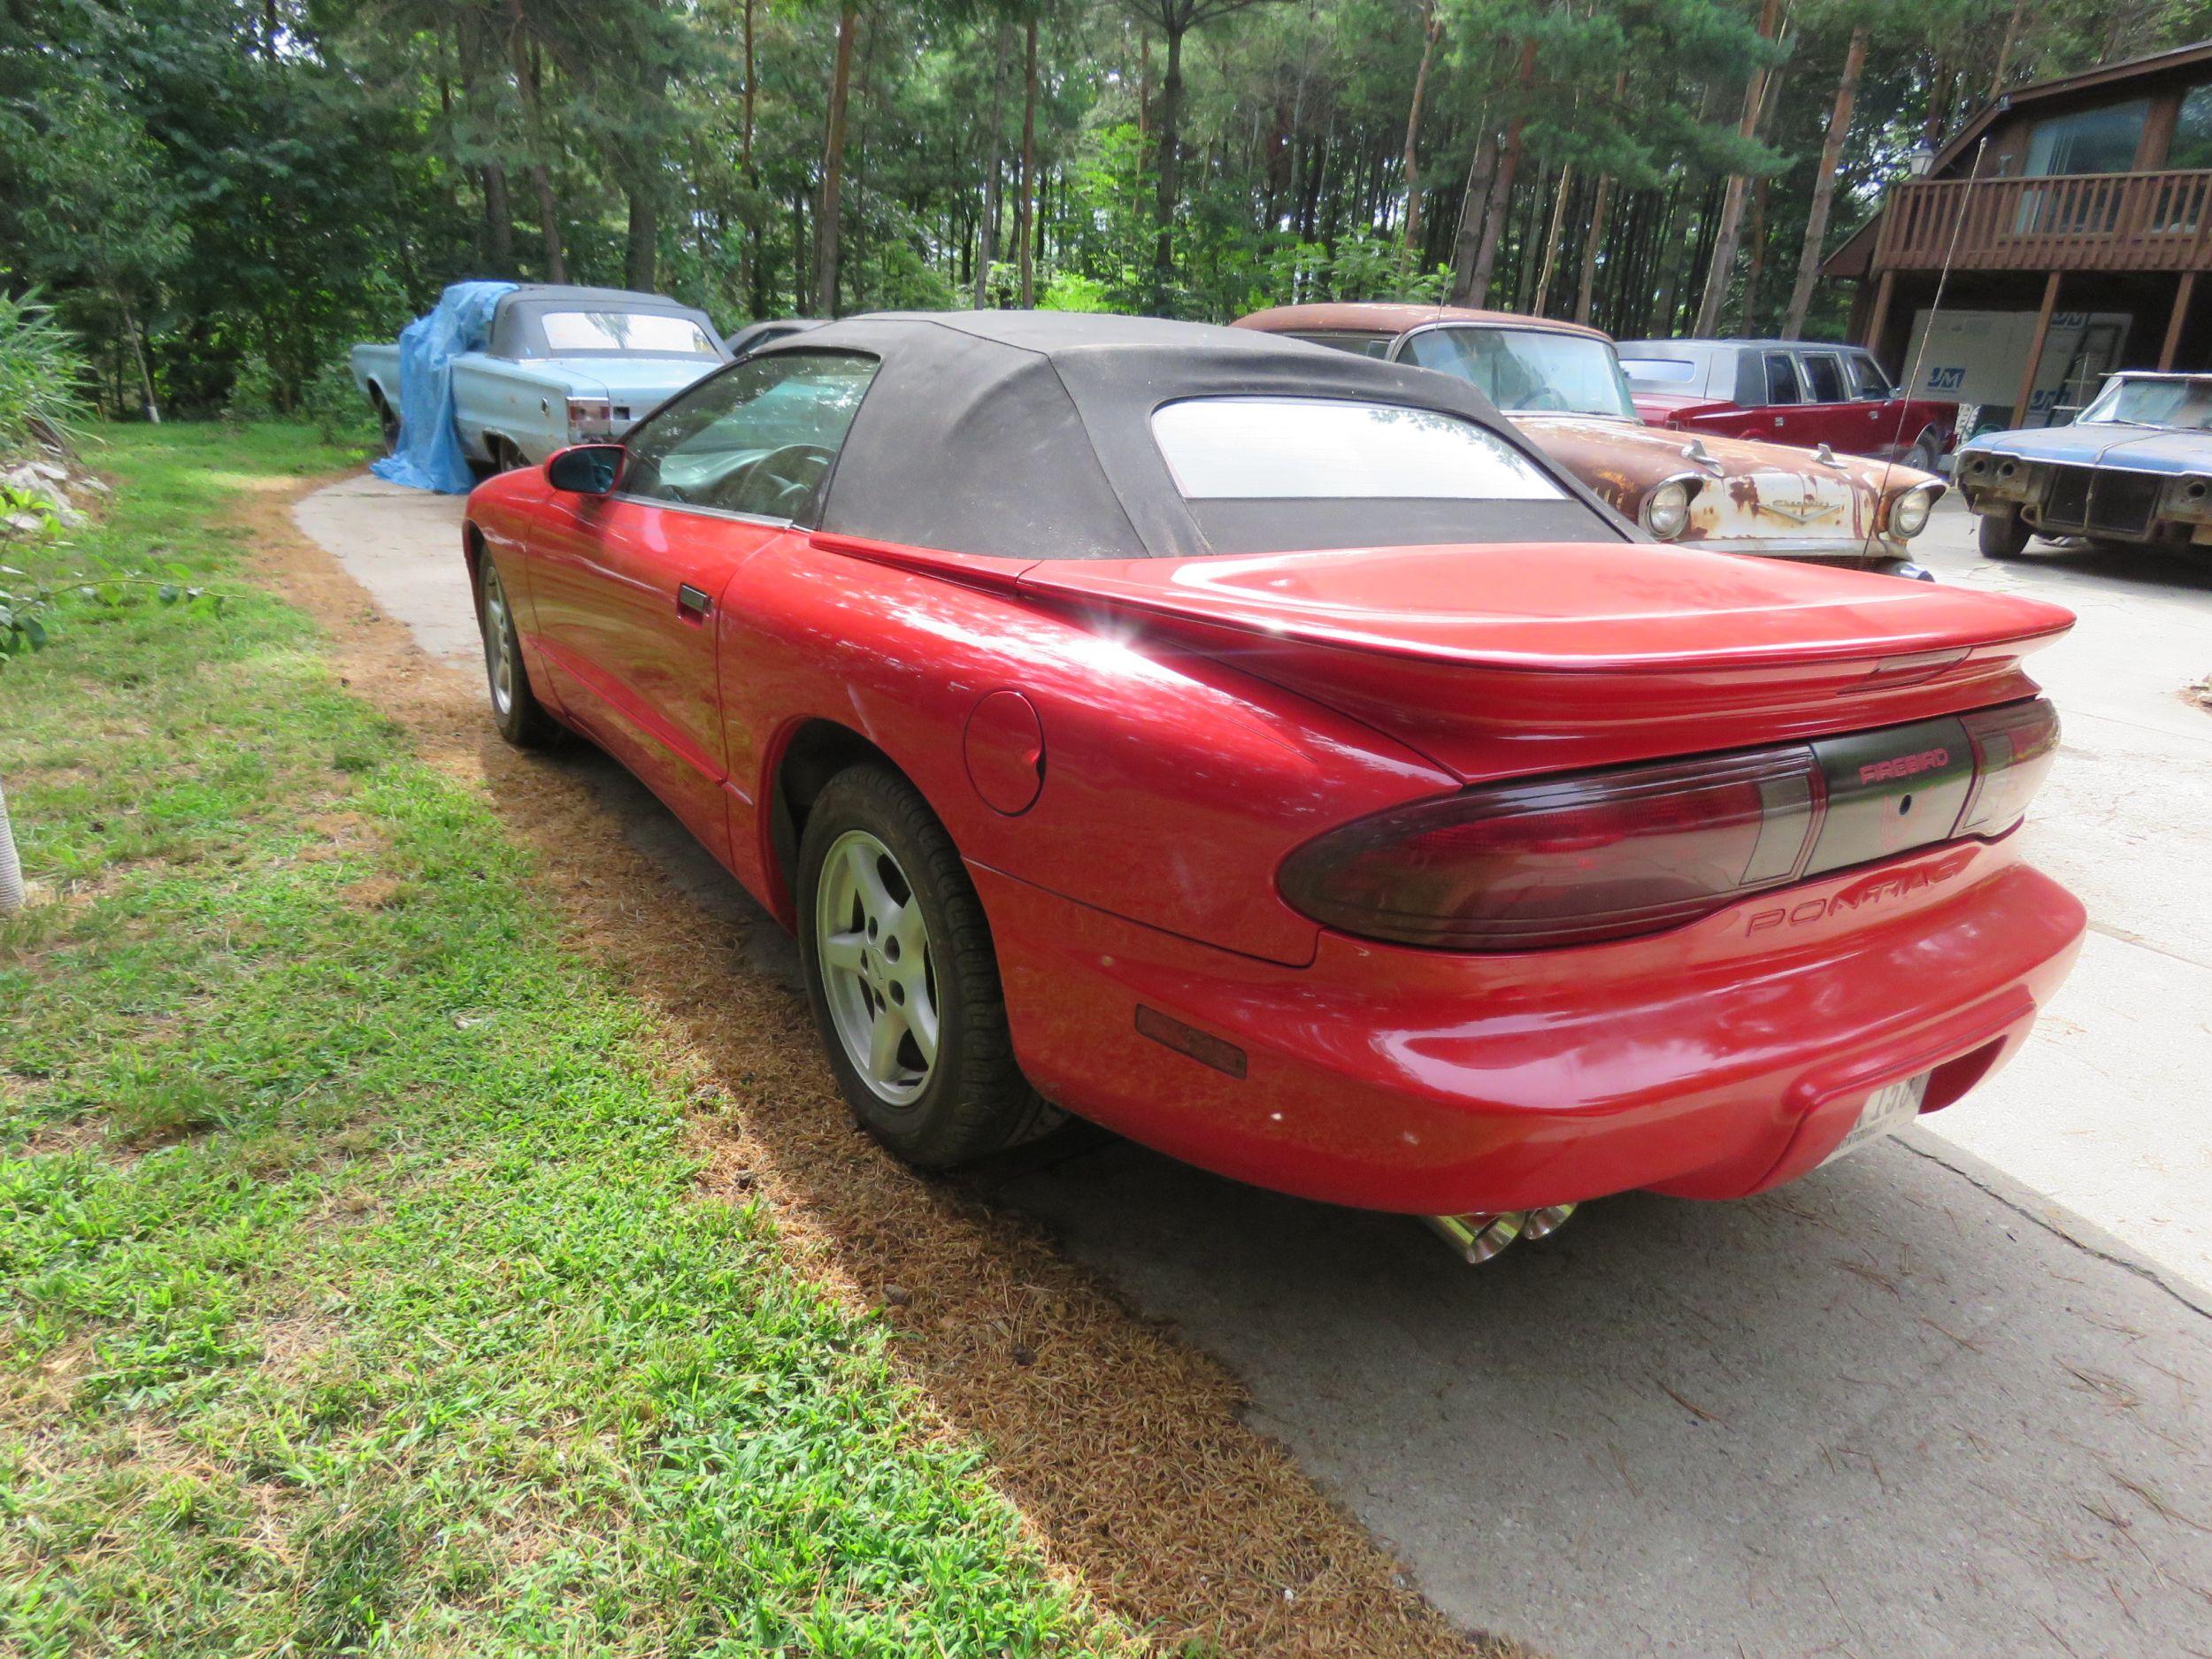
xmin=546 ymin=443 xmax=626 ymax=496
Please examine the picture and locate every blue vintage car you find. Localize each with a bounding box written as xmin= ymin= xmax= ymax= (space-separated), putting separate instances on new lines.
xmin=350 ymin=284 xmax=730 ymax=476
xmin=1955 ymin=371 xmax=2212 ymax=558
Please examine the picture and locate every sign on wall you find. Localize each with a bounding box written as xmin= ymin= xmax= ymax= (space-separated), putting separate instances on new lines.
xmin=1900 ymin=309 xmax=2134 ymax=426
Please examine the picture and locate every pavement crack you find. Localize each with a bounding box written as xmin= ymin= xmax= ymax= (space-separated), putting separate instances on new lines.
xmin=1899 ymin=1136 xmax=2212 ymax=1321
xmin=2085 ymin=918 xmax=2212 ymax=975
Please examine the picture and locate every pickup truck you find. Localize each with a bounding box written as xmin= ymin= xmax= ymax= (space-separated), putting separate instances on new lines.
xmin=349 ymin=283 xmax=729 ymax=471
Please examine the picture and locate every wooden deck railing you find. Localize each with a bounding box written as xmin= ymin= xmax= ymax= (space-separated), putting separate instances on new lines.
xmin=1870 ymin=169 xmax=2212 ymax=273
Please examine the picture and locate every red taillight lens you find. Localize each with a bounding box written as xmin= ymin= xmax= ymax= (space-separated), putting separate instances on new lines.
xmin=1279 ymin=746 xmax=1823 ymax=950
xmin=1953 ymin=698 xmax=2061 ymax=840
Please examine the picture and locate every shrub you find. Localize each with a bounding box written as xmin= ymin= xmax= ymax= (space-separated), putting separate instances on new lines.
xmin=302 ymin=358 xmax=377 ymax=447
xmin=224 ymin=353 xmax=282 ymax=423
xmin=1038 ymin=271 xmax=1115 ymax=312
xmin=0 ymin=286 xmax=90 ymax=455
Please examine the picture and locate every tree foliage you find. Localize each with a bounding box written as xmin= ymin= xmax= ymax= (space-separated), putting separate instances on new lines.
xmin=2 ymin=0 xmax=2203 ymax=414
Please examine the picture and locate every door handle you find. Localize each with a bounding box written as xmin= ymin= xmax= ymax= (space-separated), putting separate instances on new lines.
xmin=677 ymin=583 xmax=711 ymax=620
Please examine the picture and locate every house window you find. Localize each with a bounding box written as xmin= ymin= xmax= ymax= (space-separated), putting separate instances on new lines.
xmin=2015 ymin=98 xmax=2149 ymax=237
xmin=2169 ymin=84 xmax=2212 ymax=170
xmin=2024 ymin=99 xmax=2149 ymax=176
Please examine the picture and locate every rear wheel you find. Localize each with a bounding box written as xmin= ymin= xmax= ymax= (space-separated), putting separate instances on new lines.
xmin=478 ymin=558 xmax=563 ymax=748
xmin=1906 ymin=426 xmax=1943 ymax=473
xmin=797 ymin=764 xmax=1057 ymax=1167
xmin=371 ymin=389 xmax=400 ymax=456
xmin=487 ymin=436 xmax=528 ymax=473
xmin=1978 ymin=504 xmax=2032 ymax=559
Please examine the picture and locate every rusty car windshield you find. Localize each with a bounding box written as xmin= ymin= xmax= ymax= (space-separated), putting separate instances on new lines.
xmin=2078 ymin=374 xmax=2212 ymax=431
xmin=1400 ymin=326 xmax=1640 ymax=420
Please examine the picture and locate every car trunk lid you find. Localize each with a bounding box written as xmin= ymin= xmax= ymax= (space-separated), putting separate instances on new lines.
xmin=1013 ymin=540 xmax=2074 ymax=782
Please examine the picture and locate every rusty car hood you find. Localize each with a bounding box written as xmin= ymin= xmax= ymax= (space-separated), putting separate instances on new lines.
xmin=1511 ymin=413 xmax=1938 ymax=558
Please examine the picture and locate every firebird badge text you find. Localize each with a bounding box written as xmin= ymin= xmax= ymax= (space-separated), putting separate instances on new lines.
xmin=1858 ymin=747 xmax=1954 ymax=786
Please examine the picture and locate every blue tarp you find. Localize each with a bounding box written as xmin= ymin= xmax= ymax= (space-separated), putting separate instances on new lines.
xmin=371 ymin=280 xmax=518 ymax=494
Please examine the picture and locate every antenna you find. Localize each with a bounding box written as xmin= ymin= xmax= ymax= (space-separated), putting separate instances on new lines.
xmin=1874 ymin=135 xmax=1991 ymax=521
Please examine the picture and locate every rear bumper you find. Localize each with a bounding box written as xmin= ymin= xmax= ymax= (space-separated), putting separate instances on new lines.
xmin=977 ymin=839 xmax=2085 ymax=1215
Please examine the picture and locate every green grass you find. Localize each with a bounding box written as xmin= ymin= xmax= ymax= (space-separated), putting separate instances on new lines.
xmin=0 ymin=426 xmax=1127 ymax=1656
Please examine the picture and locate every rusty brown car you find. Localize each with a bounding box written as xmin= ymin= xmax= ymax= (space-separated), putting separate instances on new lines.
xmin=1233 ymin=303 xmax=1944 ymax=577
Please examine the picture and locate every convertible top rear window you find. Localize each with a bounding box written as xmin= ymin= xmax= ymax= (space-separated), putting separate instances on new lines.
xmin=787 ymin=311 xmax=1622 ymax=559
xmin=1153 ymin=397 xmax=1564 ymax=501
xmin=539 ymin=311 xmax=718 ymax=356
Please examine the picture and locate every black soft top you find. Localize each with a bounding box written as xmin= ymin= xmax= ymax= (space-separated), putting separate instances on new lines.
xmin=491 ymin=286 xmax=726 ymax=360
xmin=754 ymin=311 xmax=1624 ymax=561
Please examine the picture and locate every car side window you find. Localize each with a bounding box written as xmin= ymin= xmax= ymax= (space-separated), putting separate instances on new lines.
xmin=1763 ymin=351 xmax=1803 ymax=405
xmin=1802 ymin=353 xmax=1847 ymax=403
xmin=622 ymin=350 xmax=879 ymax=522
xmin=1847 ymin=353 xmax=1894 ymax=401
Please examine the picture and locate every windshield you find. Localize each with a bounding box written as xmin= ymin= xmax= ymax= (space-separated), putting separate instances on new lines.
xmin=536 ymin=310 xmax=719 ymax=357
xmin=1400 ymin=326 xmax=1640 ymax=419
xmin=1152 ymin=396 xmax=1564 ymax=501
xmin=2078 ymin=374 xmax=2212 ymax=430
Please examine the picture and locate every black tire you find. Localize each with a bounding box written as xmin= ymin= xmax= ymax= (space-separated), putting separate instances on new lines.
xmin=1978 ymin=504 xmax=2032 ymax=559
xmin=477 ymin=555 xmax=564 ymax=748
xmin=1907 ymin=427 xmax=1942 ymax=473
xmin=796 ymin=763 xmax=1059 ymax=1168
xmin=371 ymin=389 xmax=401 ymax=456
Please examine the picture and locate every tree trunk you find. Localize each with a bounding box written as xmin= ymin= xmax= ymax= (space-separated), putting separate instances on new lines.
xmin=1152 ymin=23 xmax=1185 ymax=287
xmin=531 ymin=164 xmax=565 ymax=281
xmin=1469 ymin=120 xmax=1524 ymax=303
xmin=457 ymin=13 xmax=513 ymax=271
xmin=119 ymin=296 xmax=158 ymax=424
xmin=741 ymin=0 xmax=757 ymax=179
xmin=1533 ymin=163 xmax=1573 ymax=315
xmin=625 ymin=181 xmax=657 ymax=291
xmin=481 ymin=163 xmax=513 ymax=270
xmin=1455 ymin=38 xmax=1536 ymax=304
xmin=815 ymin=2 xmax=858 ymax=316
xmin=1741 ymin=178 xmax=1769 ymax=328
xmin=1783 ymin=25 xmax=1866 ymax=340
xmin=1018 ymin=16 xmax=1040 ymax=305
xmin=1400 ymin=1 xmax=1441 ymax=252
xmin=974 ymin=22 xmax=1010 ymax=308
xmin=0 ymin=779 xmax=24 ymax=918
xmin=503 ymin=0 xmax=565 ymax=282
xmin=1689 ymin=0 xmax=1781 ymax=337
xmin=1448 ymin=126 xmax=1497 ymax=297
xmin=1574 ymin=172 xmax=1612 ymax=325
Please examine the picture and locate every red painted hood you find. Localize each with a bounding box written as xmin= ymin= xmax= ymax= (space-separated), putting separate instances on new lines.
xmin=1012 ymin=541 xmax=2076 ymax=780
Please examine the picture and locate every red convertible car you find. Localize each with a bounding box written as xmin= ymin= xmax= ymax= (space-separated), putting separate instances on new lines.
xmin=462 ymin=312 xmax=2084 ymax=1261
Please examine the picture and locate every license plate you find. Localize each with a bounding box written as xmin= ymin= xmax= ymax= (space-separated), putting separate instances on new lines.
xmin=1820 ymin=1072 xmax=1931 ymax=1166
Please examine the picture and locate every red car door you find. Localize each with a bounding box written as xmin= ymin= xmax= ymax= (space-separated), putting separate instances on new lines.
xmin=1795 ymin=349 xmax=1862 ymax=450
xmin=528 ymin=349 xmax=883 ymax=859
xmin=565 ymin=496 xmax=778 ymax=854
xmin=1753 ymin=349 xmax=1810 ymax=445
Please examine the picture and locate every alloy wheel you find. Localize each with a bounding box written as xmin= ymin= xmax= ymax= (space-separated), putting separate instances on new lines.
xmin=482 ymin=564 xmax=517 ymax=718
xmin=815 ymin=828 xmax=940 ymax=1106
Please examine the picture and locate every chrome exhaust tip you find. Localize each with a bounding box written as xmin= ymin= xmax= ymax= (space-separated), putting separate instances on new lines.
xmin=1424 ymin=1202 xmax=1578 ymax=1263
xmin=1520 ymin=1202 xmax=1578 ymax=1240
xmin=1424 ymin=1210 xmax=1522 ymax=1263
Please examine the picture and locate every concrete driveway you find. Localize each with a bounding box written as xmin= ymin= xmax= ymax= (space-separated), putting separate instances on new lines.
xmin=298 ymin=476 xmax=2212 ymax=1659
